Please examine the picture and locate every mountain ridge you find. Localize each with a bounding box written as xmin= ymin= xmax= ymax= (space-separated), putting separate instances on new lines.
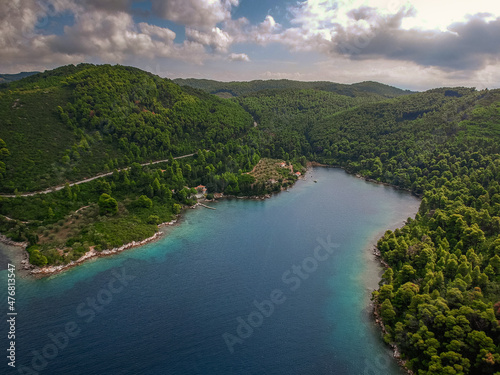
xmin=173 ymin=77 xmax=415 ymax=98
xmin=0 ymin=71 xmax=39 ymax=84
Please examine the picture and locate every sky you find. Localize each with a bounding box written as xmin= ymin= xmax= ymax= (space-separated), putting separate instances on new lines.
xmin=1 ymin=0 xmax=500 ymax=90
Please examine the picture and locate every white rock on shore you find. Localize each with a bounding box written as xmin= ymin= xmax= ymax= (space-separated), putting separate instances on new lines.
xmin=31 ymin=219 xmax=178 ymax=275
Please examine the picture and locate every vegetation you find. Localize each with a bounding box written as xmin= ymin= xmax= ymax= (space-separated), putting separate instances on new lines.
xmin=1 ymin=64 xmax=500 ymax=373
xmin=0 ymin=144 xmax=271 ymax=264
xmin=245 ymin=158 xmax=304 ymax=193
xmin=0 ymin=64 xmax=253 ymax=192
xmin=174 ymin=77 xmax=414 ymax=98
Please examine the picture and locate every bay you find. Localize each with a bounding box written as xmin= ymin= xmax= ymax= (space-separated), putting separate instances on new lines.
xmin=1 ymin=167 xmax=419 ymax=375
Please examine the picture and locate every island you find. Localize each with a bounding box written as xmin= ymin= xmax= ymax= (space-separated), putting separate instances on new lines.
xmin=1 ymin=64 xmax=500 ymax=374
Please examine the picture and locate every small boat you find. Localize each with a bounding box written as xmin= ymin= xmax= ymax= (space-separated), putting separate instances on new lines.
xmin=314 ymin=180 xmax=317 ymax=183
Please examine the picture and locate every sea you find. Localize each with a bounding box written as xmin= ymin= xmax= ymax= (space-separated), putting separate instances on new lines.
xmin=1 ymin=167 xmax=420 ymax=375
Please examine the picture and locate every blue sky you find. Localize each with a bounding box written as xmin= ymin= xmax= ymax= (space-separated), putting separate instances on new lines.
xmin=1 ymin=0 xmax=500 ymax=90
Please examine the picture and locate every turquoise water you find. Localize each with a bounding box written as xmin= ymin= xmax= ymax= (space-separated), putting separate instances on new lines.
xmin=1 ymin=167 xmax=419 ymax=375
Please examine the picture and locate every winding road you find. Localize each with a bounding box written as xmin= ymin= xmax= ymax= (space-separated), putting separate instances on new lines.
xmin=0 ymin=152 xmax=197 ymax=198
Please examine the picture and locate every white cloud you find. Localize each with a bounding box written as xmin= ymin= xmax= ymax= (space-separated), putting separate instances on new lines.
xmin=186 ymin=27 xmax=232 ymax=52
xmin=0 ymin=0 xmax=86 ymax=69
xmin=1 ymin=0 xmax=500 ymax=90
xmin=50 ymin=11 xmax=158 ymax=61
xmin=289 ymin=0 xmax=341 ymax=30
xmin=151 ymin=0 xmax=238 ymax=29
xmin=228 ymin=53 xmax=250 ymax=62
xmin=282 ymin=0 xmax=414 ymax=52
xmin=0 ymin=1 xmax=210 ymax=71
xmin=138 ymin=23 xmax=177 ymax=42
xmin=260 ymin=71 xmax=308 ymax=80
xmin=399 ymin=0 xmax=500 ymax=31
xmin=225 ymin=15 xmax=282 ymax=45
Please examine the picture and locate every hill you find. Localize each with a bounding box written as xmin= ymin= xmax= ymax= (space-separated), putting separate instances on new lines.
xmin=0 ymin=64 xmax=253 ymax=193
xmin=0 ymin=71 xmax=39 ymax=84
xmin=0 ymin=64 xmax=270 ymax=269
xmin=173 ymin=78 xmax=414 ymax=98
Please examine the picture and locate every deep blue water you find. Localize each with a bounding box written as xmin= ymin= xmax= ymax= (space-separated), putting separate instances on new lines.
xmin=1 ymin=168 xmax=420 ymax=375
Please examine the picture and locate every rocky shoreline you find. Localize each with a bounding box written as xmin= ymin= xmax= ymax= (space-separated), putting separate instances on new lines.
xmin=0 ymin=219 xmax=179 ymax=277
xmin=0 ymin=234 xmax=28 ymax=248
xmin=0 ymin=234 xmax=31 ymax=272
xmin=0 ymin=189 xmax=280 ymax=277
xmin=372 ymin=245 xmax=415 ymax=375
xmin=372 ymin=298 xmax=414 ymax=375
xmin=30 ymin=219 xmax=179 ymax=276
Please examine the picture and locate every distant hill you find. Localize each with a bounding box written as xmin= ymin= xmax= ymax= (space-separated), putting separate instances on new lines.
xmin=173 ymin=78 xmax=414 ymax=99
xmin=0 ymin=71 xmax=39 ymax=84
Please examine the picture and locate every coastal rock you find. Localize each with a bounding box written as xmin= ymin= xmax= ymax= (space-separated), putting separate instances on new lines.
xmin=31 ymin=229 xmax=169 ymax=276
xmin=0 ymin=234 xmax=28 ymax=248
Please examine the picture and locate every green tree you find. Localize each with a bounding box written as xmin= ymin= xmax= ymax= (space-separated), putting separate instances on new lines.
xmin=98 ymin=193 xmax=118 ymax=215
xmin=380 ymin=299 xmax=396 ymax=323
xmin=136 ymin=195 xmax=153 ymax=208
xmin=29 ymin=249 xmax=48 ymax=267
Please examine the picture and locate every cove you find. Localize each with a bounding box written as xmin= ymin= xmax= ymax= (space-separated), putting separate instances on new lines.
xmin=1 ymin=167 xmax=420 ymax=375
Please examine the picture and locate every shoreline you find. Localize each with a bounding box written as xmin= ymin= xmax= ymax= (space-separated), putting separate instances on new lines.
xmin=0 ymin=188 xmax=282 ymax=277
xmin=30 ymin=219 xmax=179 ymax=276
xmin=0 ymin=219 xmax=179 ymax=278
xmin=365 ymin=224 xmax=416 ymax=375
xmin=365 ymin=207 xmax=421 ymax=375
xmin=307 ymin=161 xmax=422 ymax=198
xmin=0 ymin=165 xmax=414 ymax=279
xmin=0 ymin=235 xmax=31 ymax=277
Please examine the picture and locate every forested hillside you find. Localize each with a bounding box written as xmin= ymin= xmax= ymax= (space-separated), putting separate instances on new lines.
xmin=1 ymin=65 xmax=500 ymax=374
xmin=0 ymin=64 xmax=300 ymax=269
xmin=0 ymin=64 xmax=252 ymax=192
xmin=174 ymin=77 xmax=413 ymax=98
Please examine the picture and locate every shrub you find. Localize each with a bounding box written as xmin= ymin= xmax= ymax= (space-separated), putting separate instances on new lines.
xmin=28 ymin=247 xmax=48 ymax=267
xmin=147 ymin=215 xmax=160 ymax=225
xmin=98 ymin=193 xmax=118 ymax=215
xmin=136 ymin=195 xmax=153 ymax=209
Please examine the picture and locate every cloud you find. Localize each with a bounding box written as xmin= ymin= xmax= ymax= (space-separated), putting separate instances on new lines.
xmin=289 ymin=0 xmax=340 ymax=30
xmin=1 ymin=0 xmax=499 ymax=90
xmin=79 ymin=0 xmax=132 ymax=13
xmin=334 ymin=13 xmax=500 ymax=71
xmin=48 ymin=11 xmax=154 ymax=60
xmin=224 ymin=15 xmax=282 ymax=45
xmin=139 ymin=23 xmax=177 ymax=42
xmin=185 ymin=27 xmax=232 ymax=52
xmin=0 ymin=1 xmax=209 ymax=71
xmin=260 ymin=71 xmax=307 ymax=80
xmin=0 ymin=0 xmax=84 ymax=68
xmin=258 ymin=1 xmax=500 ymax=72
xmin=228 ymin=53 xmax=250 ymax=62
xmin=151 ymin=0 xmax=238 ymax=29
